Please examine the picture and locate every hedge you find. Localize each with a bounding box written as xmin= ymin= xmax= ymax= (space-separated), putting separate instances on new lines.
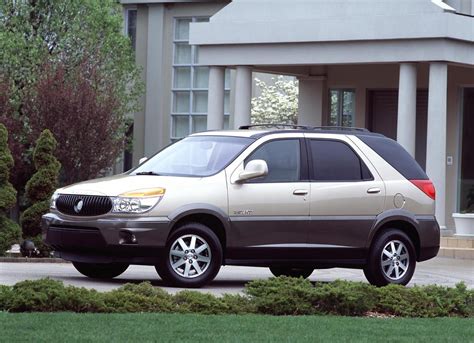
xmin=0 ymin=277 xmax=472 ymax=317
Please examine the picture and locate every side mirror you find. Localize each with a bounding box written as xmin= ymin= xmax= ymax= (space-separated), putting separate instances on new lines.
xmin=236 ymin=159 xmax=268 ymax=183
xmin=139 ymin=157 xmax=148 ymax=165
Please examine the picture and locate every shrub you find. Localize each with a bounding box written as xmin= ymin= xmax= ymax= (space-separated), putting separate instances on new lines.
xmin=173 ymin=291 xmax=230 ymax=315
xmin=0 ymin=278 xmax=472 ymax=317
xmin=311 ymin=280 xmax=376 ymax=316
xmin=103 ymin=282 xmax=174 ymax=313
xmin=21 ymin=129 xmax=61 ymax=239
xmin=0 ymin=123 xmax=21 ymax=255
xmin=245 ymin=276 xmax=315 ymax=315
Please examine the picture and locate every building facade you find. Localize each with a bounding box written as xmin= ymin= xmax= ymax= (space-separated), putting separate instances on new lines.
xmin=121 ymin=0 xmax=474 ymax=235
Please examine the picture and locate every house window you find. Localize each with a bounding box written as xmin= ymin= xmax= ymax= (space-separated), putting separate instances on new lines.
xmin=329 ymin=89 xmax=355 ymax=127
xmin=171 ymin=18 xmax=231 ymax=140
xmin=125 ymin=9 xmax=137 ymax=51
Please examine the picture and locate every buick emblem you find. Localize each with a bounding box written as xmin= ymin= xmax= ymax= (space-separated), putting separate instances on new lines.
xmin=74 ymin=199 xmax=84 ymax=213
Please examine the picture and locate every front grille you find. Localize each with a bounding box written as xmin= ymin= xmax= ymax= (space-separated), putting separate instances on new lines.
xmin=56 ymin=194 xmax=112 ymax=216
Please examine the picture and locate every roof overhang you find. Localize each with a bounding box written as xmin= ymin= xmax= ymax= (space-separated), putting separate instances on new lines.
xmin=189 ymin=0 xmax=474 ymax=66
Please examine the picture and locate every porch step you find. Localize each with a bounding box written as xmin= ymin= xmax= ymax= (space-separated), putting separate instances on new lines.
xmin=439 ymin=237 xmax=474 ymax=259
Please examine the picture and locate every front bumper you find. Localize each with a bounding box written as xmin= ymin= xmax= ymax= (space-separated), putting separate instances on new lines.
xmin=41 ymin=212 xmax=171 ymax=265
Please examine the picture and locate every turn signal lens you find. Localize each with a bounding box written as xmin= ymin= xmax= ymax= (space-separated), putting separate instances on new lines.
xmin=410 ymin=180 xmax=436 ymax=200
xmin=119 ymin=188 xmax=165 ymax=198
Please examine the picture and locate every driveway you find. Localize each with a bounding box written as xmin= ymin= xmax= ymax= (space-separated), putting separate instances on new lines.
xmin=0 ymin=257 xmax=472 ymax=295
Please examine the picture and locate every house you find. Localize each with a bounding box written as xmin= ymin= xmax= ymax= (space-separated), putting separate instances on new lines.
xmin=120 ymin=0 xmax=474 ymax=237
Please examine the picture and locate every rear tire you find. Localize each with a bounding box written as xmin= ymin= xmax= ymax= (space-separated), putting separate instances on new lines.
xmin=155 ymin=222 xmax=222 ymax=288
xmin=72 ymin=262 xmax=129 ymax=279
xmin=269 ymin=266 xmax=314 ymax=279
xmin=364 ymin=229 xmax=416 ymax=286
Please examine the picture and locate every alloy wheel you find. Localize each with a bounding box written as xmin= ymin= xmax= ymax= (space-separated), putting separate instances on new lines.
xmin=169 ymin=234 xmax=212 ymax=278
xmin=380 ymin=240 xmax=409 ymax=281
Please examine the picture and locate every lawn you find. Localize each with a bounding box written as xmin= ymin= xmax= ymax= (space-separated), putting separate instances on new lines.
xmin=0 ymin=313 xmax=472 ymax=342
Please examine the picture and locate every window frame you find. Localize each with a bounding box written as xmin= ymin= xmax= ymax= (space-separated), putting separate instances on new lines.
xmin=243 ymin=138 xmax=309 ymax=184
xmin=307 ymin=138 xmax=374 ymax=183
xmin=329 ymin=89 xmax=356 ymax=127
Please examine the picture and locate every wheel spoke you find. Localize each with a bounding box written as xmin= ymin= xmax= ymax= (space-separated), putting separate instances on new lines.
xmin=382 ymin=259 xmax=392 ymax=267
xmin=399 ymin=261 xmax=408 ymax=271
xmin=197 ymin=255 xmax=210 ymax=263
xmin=390 ymin=242 xmax=396 ymax=254
xmin=170 ymin=249 xmax=185 ymax=258
xmin=383 ymin=249 xmax=392 ymax=258
xmin=394 ymin=265 xmax=400 ymax=279
xmin=399 ymin=253 xmax=408 ymax=261
xmin=192 ymin=261 xmax=202 ymax=274
xmin=387 ymin=264 xmax=395 ymax=277
xmin=396 ymin=243 xmax=404 ymax=255
xmin=184 ymin=262 xmax=191 ymax=277
xmin=195 ymin=243 xmax=208 ymax=254
xmin=172 ymin=259 xmax=186 ymax=269
xmin=178 ymin=238 xmax=188 ymax=251
xmin=190 ymin=235 xmax=197 ymax=250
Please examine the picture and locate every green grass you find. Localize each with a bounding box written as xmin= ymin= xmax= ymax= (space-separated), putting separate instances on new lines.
xmin=0 ymin=313 xmax=473 ymax=342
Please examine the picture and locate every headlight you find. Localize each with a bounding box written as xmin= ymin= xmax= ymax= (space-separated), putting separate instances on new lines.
xmin=50 ymin=191 xmax=60 ymax=209
xmin=111 ymin=188 xmax=165 ymax=214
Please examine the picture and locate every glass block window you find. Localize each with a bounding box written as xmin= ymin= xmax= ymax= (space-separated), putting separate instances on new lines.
xmin=171 ymin=18 xmax=231 ymax=140
xmin=329 ymin=89 xmax=355 ymax=127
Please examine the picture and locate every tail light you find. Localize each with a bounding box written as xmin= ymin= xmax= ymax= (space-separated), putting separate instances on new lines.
xmin=410 ymin=180 xmax=436 ymax=200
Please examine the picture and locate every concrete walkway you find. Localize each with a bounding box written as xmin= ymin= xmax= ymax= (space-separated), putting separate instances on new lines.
xmin=0 ymin=257 xmax=472 ymax=295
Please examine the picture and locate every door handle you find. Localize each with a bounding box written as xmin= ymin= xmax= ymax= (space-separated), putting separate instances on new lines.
xmin=293 ymin=189 xmax=308 ymax=196
xmin=367 ymin=187 xmax=381 ymax=194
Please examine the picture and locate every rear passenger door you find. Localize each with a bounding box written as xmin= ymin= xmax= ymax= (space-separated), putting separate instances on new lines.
xmin=305 ymin=135 xmax=385 ymax=258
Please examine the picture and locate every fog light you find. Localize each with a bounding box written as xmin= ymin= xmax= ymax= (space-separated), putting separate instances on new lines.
xmin=119 ymin=231 xmax=138 ymax=244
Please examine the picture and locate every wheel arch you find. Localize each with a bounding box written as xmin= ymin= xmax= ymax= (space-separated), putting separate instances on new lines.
xmin=167 ymin=204 xmax=230 ymax=252
xmin=369 ymin=210 xmax=421 ymax=260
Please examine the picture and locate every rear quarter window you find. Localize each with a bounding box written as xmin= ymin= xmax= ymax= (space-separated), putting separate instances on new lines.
xmin=357 ymin=135 xmax=428 ymax=180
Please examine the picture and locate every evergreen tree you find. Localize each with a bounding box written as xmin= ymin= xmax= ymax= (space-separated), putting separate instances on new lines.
xmin=0 ymin=124 xmax=21 ymax=255
xmin=21 ymin=130 xmax=61 ymax=251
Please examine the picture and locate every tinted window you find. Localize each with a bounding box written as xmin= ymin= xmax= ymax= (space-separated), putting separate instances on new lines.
xmin=310 ymin=140 xmax=372 ymax=181
xmin=246 ymin=139 xmax=300 ymax=182
xmin=357 ymin=135 xmax=428 ymax=180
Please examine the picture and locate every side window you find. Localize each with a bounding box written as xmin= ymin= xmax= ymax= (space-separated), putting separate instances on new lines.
xmin=310 ymin=140 xmax=372 ymax=181
xmin=245 ymin=139 xmax=301 ymax=182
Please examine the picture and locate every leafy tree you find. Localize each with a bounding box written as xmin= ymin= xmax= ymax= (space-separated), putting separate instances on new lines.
xmin=21 ymin=129 xmax=60 ymax=241
xmin=0 ymin=0 xmax=142 ymax=188
xmin=0 ymin=124 xmax=21 ymax=255
xmin=251 ymin=77 xmax=299 ymax=125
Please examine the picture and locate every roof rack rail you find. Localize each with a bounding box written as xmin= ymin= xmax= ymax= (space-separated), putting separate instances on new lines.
xmin=308 ymin=126 xmax=369 ymax=132
xmin=238 ymin=124 xmax=369 ymax=132
xmin=239 ymin=124 xmax=310 ymax=130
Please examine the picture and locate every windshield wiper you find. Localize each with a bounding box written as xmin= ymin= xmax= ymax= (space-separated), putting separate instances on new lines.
xmin=135 ymin=171 xmax=160 ymax=176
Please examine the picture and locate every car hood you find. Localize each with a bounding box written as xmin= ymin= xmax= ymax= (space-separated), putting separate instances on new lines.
xmin=57 ymin=174 xmax=201 ymax=197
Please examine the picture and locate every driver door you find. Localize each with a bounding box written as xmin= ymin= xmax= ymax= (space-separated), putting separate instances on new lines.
xmin=226 ymin=137 xmax=310 ymax=260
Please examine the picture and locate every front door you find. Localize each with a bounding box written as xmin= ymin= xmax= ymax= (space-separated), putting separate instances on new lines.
xmin=305 ymin=135 xmax=385 ymax=260
xmin=227 ymin=137 xmax=310 ymax=260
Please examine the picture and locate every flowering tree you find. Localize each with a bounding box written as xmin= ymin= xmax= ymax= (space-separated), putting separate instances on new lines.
xmin=251 ymin=76 xmax=299 ymax=125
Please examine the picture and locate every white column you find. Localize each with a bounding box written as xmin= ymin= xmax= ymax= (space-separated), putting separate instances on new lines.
xmin=426 ymin=62 xmax=448 ymax=229
xmin=207 ymin=66 xmax=225 ymax=130
xmin=234 ymin=66 xmax=252 ymax=128
xmin=397 ymin=63 xmax=417 ymax=157
xmin=298 ymin=77 xmax=325 ymax=126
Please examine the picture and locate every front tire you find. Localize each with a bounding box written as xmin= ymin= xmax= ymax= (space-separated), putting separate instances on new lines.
xmin=155 ymin=222 xmax=222 ymax=288
xmin=72 ymin=262 xmax=129 ymax=279
xmin=364 ymin=229 xmax=416 ymax=286
xmin=269 ymin=266 xmax=314 ymax=279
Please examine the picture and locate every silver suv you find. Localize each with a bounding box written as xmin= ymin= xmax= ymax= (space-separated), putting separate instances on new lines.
xmin=42 ymin=126 xmax=440 ymax=287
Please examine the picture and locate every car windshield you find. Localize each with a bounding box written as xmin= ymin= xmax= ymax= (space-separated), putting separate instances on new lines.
xmin=131 ymin=136 xmax=254 ymax=177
